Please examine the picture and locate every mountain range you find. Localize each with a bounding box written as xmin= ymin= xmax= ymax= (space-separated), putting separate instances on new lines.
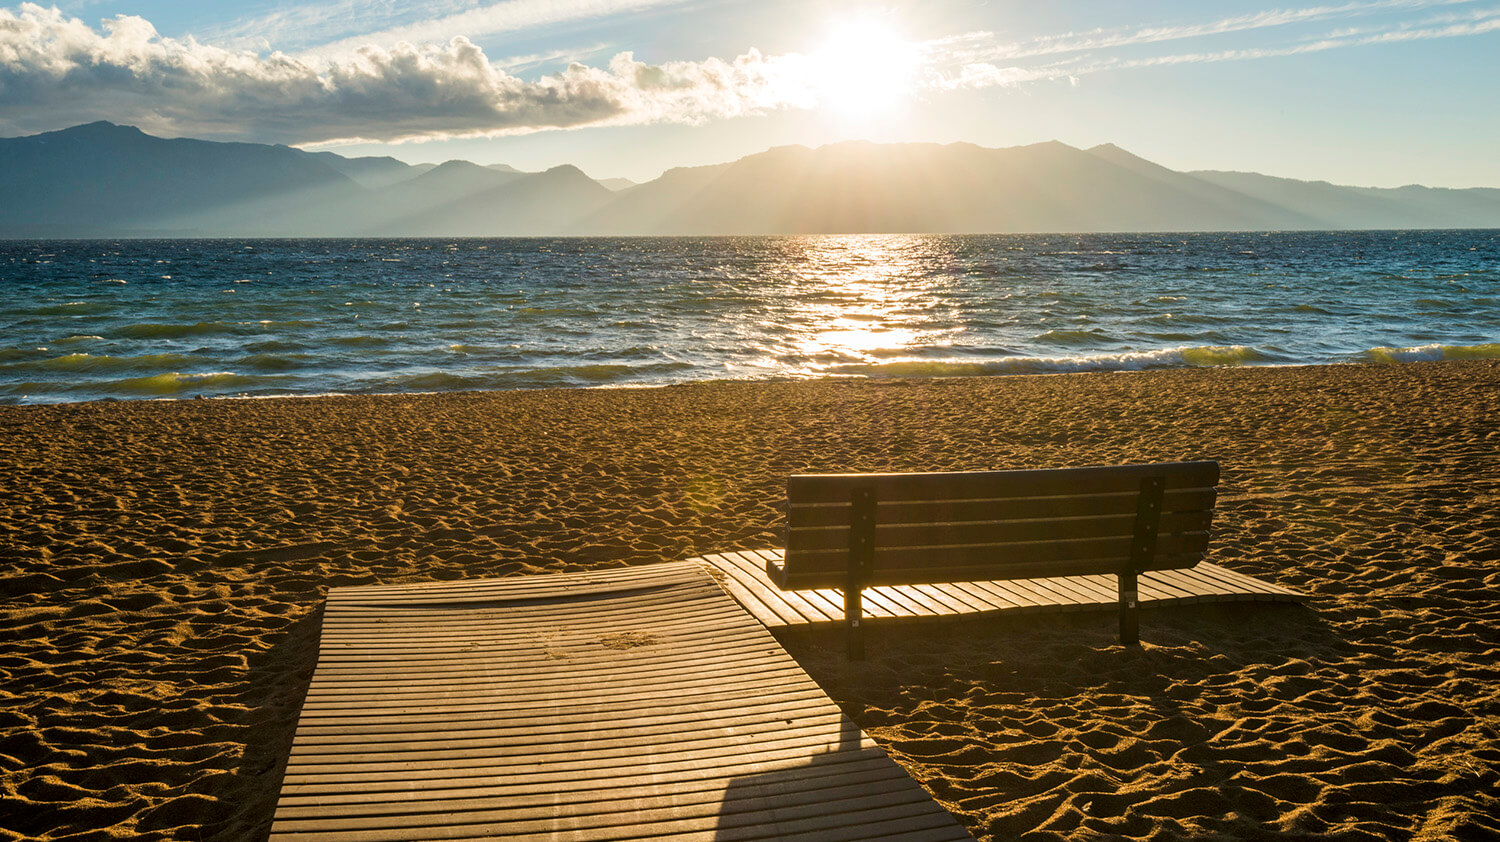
xmin=3 ymin=121 xmax=1498 ymax=237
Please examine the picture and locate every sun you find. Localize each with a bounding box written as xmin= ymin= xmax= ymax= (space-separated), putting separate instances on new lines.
xmin=807 ymin=15 xmax=923 ymax=118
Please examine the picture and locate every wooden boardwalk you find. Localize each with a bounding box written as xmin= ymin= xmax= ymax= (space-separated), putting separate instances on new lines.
xmin=697 ymin=549 xmax=1306 ymax=629
xmin=270 ymin=562 xmax=973 ymax=841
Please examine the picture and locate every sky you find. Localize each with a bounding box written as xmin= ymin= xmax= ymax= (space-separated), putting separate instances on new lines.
xmin=2 ymin=0 xmax=1498 ymax=186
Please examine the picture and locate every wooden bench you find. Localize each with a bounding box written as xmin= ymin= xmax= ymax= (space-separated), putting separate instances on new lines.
xmin=767 ymin=461 xmax=1221 ymax=658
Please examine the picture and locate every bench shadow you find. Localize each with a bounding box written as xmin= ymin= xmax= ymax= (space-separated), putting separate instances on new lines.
xmin=712 ymin=717 xmax=864 ymax=840
xmin=771 ymin=601 xmax=1342 ymax=837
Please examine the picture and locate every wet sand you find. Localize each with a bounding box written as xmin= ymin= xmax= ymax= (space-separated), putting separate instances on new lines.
xmin=2 ymin=360 xmax=1498 ymax=840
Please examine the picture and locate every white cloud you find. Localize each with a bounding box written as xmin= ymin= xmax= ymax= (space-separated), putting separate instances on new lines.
xmin=919 ymin=0 xmax=1500 ymax=91
xmin=932 ymin=63 xmax=1052 ymax=91
xmin=0 ymin=4 xmax=806 ymax=143
xmin=204 ymin=0 xmax=692 ymax=57
xmin=308 ymin=0 xmax=690 ymax=58
xmin=966 ymin=0 xmax=1482 ymax=63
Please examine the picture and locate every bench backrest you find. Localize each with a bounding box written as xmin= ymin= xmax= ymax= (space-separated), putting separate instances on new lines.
xmin=776 ymin=461 xmax=1220 ymax=590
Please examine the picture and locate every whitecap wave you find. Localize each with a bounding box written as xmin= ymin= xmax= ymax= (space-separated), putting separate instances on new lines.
xmin=829 ymin=345 xmax=1271 ymax=378
xmin=1364 ymin=342 xmax=1500 ymax=363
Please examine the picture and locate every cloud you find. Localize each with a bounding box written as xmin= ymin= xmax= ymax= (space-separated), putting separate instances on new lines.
xmin=0 ymin=4 xmax=803 ymax=143
xmin=922 ymin=0 xmax=1500 ymax=91
xmin=298 ymin=0 xmax=692 ymax=59
xmin=932 ymin=63 xmax=1054 ymax=91
xmin=966 ymin=0 xmax=1482 ymax=63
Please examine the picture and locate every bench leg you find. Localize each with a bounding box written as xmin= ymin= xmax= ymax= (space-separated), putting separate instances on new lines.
xmin=845 ymin=581 xmax=864 ymax=660
xmin=846 ymin=485 xmax=875 ymax=661
xmin=1119 ymin=569 xmax=1139 ymax=645
xmin=1121 ymin=475 xmax=1162 ymax=646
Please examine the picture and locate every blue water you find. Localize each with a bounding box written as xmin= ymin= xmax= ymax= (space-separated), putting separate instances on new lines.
xmin=2 ymin=231 xmax=1497 ymax=404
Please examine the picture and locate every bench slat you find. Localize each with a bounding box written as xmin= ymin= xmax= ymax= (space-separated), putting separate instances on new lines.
xmin=774 ymin=532 xmax=1209 ymax=589
xmin=788 ymin=487 xmax=1216 ymax=528
xmin=770 ymin=552 xmax=1209 ymax=590
xmin=787 ymin=460 xmax=1219 ymax=504
xmin=787 ymin=509 xmax=1212 ymax=552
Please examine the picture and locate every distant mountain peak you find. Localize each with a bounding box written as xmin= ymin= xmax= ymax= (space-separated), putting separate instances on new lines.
xmin=49 ymin=121 xmax=144 ymax=138
xmin=431 ymin=159 xmax=490 ymax=172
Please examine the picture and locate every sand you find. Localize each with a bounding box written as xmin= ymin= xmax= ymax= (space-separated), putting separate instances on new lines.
xmin=2 ymin=360 xmax=1498 ymax=841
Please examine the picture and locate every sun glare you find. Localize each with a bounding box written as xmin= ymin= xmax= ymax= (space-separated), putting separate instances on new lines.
xmin=808 ymin=16 xmax=922 ymax=117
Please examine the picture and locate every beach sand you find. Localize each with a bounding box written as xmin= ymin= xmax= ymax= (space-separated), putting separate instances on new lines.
xmin=2 ymin=360 xmax=1498 ymax=841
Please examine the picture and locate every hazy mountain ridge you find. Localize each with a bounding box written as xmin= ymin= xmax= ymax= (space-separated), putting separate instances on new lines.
xmin=3 ymin=122 xmax=1498 ymax=237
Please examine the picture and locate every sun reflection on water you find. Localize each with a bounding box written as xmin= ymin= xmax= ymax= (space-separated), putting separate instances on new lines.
xmin=782 ymin=234 xmax=957 ymax=372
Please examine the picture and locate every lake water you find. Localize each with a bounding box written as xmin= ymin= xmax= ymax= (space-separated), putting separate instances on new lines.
xmin=2 ymin=231 xmax=1497 ymax=404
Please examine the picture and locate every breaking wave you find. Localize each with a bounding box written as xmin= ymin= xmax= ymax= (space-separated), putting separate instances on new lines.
xmin=1363 ymin=343 xmax=1500 ymax=363
xmin=830 ymin=345 xmax=1274 ymax=378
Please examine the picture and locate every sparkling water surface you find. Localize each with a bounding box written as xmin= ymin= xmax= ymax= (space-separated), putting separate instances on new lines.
xmin=2 ymin=231 xmax=1497 ymax=403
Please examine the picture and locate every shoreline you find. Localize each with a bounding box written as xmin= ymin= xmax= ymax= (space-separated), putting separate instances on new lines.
xmin=3 ymin=360 xmax=1499 ymax=839
xmin=9 ymin=348 xmax=1500 ymax=408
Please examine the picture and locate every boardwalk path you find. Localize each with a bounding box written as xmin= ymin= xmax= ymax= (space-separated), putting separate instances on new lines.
xmin=270 ymin=561 xmax=974 ymax=841
xmin=697 ymin=549 xmax=1305 ymax=629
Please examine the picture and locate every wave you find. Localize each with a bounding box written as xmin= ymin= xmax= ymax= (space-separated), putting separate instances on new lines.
xmin=362 ymin=361 xmax=697 ymax=393
xmin=510 ymin=362 xmax=695 ymax=387
xmin=112 ymin=371 xmax=277 ymax=396
xmin=24 ymin=352 xmax=207 ymax=373
xmin=1363 ymin=342 xmax=1500 ymax=363
xmin=113 ymin=321 xmax=238 ymax=339
xmin=31 ymin=301 xmax=111 ymax=316
xmin=236 ymin=353 xmax=317 ymax=372
xmin=829 ymin=345 xmax=1272 ymax=379
xmin=55 ymin=334 xmax=106 ymax=346
xmin=328 ymin=335 xmax=390 ymax=347
xmin=244 ymin=340 xmax=312 ymax=353
xmin=1033 ymin=328 xmax=1117 ymax=347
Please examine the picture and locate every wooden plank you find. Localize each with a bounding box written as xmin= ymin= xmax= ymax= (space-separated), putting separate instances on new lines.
xmin=314 ymin=609 xmax=765 ymax=646
xmin=280 ymin=731 xmax=889 ymax=789
xmin=278 ymin=753 xmax=905 ymax=808
xmin=274 ymin=797 xmax=971 ymax=842
xmin=788 ymin=487 xmax=1218 ymax=528
xmin=273 ymin=783 xmax=945 ymax=836
xmin=718 ymin=550 xmax=832 ymax=624
xmin=1140 ymin=568 xmax=1218 ymax=604
xmin=702 ymin=551 xmax=831 ymax=625
xmin=774 ymin=549 xmax=1206 ymax=588
xmin=787 ymin=460 xmax=1219 ymax=504
xmin=290 ymin=697 xmax=842 ymax=750
xmin=296 ymin=667 xmax=821 ymax=716
xmin=277 ymin=761 xmax=920 ymax=819
xmin=788 ymin=509 xmax=1212 ymax=547
xmin=287 ymin=718 xmax=872 ymax=769
xmin=1188 ymin=563 xmax=1307 ymax=600
xmin=328 ymin=568 xmax=693 ymax=605
xmin=848 ymin=585 xmax=912 ymax=619
xmin=323 ymin=582 xmax=739 ymax=621
xmin=907 ymin=582 xmax=991 ymax=616
xmin=789 ymin=531 xmax=1211 ymax=570
xmin=941 ymin=577 xmax=1035 ymax=612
